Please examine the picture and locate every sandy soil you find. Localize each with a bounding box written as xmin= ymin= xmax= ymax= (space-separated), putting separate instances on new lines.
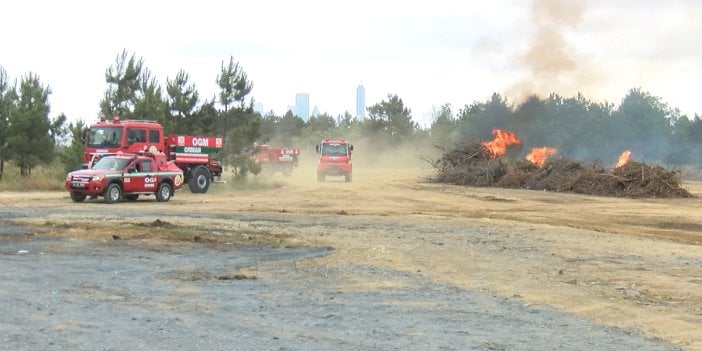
xmin=1 ymin=158 xmax=701 ymax=349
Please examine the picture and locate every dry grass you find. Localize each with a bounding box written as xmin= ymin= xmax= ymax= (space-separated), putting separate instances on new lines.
xmin=0 ymin=161 xmax=66 ymax=191
xmin=17 ymin=217 xmax=300 ymax=248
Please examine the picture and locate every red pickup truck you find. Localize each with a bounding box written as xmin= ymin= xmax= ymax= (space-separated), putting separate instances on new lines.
xmin=65 ymin=152 xmax=184 ymax=203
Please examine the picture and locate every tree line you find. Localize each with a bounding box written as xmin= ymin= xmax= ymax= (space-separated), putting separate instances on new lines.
xmin=445 ymin=91 xmax=702 ymax=167
xmin=1 ymin=49 xmax=701 ymax=181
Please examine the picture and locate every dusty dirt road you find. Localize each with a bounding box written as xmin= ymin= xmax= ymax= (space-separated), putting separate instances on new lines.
xmin=1 ymin=159 xmax=701 ymax=350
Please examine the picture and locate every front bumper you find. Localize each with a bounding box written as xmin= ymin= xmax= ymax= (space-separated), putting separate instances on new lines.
xmin=65 ymin=178 xmax=106 ymax=196
xmin=318 ymin=163 xmax=352 ymax=176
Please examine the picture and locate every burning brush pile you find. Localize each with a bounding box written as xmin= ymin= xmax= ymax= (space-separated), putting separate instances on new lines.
xmin=431 ymin=130 xmax=692 ymax=198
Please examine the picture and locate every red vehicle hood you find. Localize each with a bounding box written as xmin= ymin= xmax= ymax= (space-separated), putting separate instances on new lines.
xmin=68 ymin=169 xmax=120 ymax=178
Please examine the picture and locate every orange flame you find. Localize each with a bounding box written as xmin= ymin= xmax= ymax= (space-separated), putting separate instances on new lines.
xmin=526 ymin=147 xmax=557 ymax=167
xmin=482 ymin=129 xmax=522 ymax=157
xmin=615 ymin=150 xmax=631 ymax=168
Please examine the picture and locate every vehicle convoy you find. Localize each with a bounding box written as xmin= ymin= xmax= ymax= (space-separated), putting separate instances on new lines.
xmin=252 ymin=144 xmax=300 ymax=177
xmin=315 ymin=138 xmax=353 ymax=182
xmin=84 ymin=116 xmax=223 ymax=193
xmin=65 ymin=152 xmax=184 ymax=204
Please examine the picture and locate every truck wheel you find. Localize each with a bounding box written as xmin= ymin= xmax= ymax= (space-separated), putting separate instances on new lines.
xmin=345 ymin=172 xmax=352 ymax=183
xmin=125 ymin=194 xmax=139 ymax=201
xmin=156 ymin=182 xmax=172 ymax=202
xmin=70 ymin=192 xmax=87 ymax=203
xmin=317 ymin=172 xmax=325 ymax=182
xmin=104 ymin=183 xmax=122 ymax=204
xmin=188 ymin=166 xmax=211 ymax=193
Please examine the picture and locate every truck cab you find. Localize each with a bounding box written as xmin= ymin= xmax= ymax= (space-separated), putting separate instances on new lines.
xmin=65 ymin=152 xmax=184 ymax=204
xmin=315 ymin=138 xmax=353 ymax=182
xmin=84 ymin=116 xmax=164 ymax=167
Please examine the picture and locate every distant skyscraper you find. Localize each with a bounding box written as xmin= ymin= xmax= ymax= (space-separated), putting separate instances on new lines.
xmin=295 ymin=93 xmax=310 ymax=121
xmin=356 ymin=85 xmax=366 ymax=119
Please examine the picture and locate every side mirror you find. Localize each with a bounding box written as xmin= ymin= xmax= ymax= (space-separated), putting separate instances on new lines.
xmin=128 ymin=167 xmax=136 ymax=173
xmin=349 ymin=144 xmax=354 ymax=152
xmin=127 ymin=138 xmax=136 ymax=145
xmin=315 ymin=144 xmax=320 ymax=153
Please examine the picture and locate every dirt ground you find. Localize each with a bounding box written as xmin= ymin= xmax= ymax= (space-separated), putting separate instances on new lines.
xmin=1 ymin=157 xmax=701 ymax=350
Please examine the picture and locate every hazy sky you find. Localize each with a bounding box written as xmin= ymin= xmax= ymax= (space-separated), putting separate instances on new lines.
xmin=2 ymin=0 xmax=701 ymax=126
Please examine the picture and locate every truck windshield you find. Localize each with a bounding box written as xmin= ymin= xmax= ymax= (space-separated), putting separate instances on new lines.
xmin=321 ymin=143 xmax=348 ymax=157
xmin=88 ymin=127 xmax=123 ymax=148
xmin=93 ymin=157 xmax=130 ymax=171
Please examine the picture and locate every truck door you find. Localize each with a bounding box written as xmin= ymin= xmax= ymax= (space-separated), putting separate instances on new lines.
xmin=148 ymin=129 xmax=163 ymax=153
xmin=126 ymin=128 xmax=147 ymax=153
xmin=124 ymin=160 xmax=153 ymax=193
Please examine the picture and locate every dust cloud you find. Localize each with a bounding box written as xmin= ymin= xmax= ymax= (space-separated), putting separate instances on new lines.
xmin=295 ymin=138 xmax=432 ymax=183
xmin=239 ymin=137 xmax=435 ymax=190
xmin=350 ymin=139 xmax=435 ymax=172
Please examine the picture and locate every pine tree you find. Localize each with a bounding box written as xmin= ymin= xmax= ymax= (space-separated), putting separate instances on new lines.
xmin=216 ymin=56 xmax=259 ymax=178
xmin=366 ymin=94 xmax=416 ymax=144
xmin=166 ymin=70 xmax=200 ymax=134
xmin=100 ymin=49 xmax=144 ymax=118
xmin=0 ymin=67 xmax=15 ymax=180
xmin=59 ymin=119 xmax=87 ymax=172
xmin=6 ymin=73 xmax=54 ymax=176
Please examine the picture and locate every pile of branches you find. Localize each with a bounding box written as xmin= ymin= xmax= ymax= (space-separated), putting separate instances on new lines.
xmin=429 ymin=143 xmax=693 ymax=198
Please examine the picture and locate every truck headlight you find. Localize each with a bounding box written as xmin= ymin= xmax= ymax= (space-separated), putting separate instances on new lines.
xmin=92 ymin=175 xmax=104 ymax=181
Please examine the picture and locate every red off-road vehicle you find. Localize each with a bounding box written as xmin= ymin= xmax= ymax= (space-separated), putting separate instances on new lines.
xmin=65 ymin=152 xmax=184 ymax=204
xmin=315 ymin=138 xmax=353 ymax=182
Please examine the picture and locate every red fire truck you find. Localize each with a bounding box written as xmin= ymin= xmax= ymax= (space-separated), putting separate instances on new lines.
xmin=252 ymin=144 xmax=300 ymax=177
xmin=315 ymin=138 xmax=353 ymax=182
xmin=83 ymin=116 xmax=223 ymax=193
xmin=66 ymin=152 xmax=184 ymax=204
